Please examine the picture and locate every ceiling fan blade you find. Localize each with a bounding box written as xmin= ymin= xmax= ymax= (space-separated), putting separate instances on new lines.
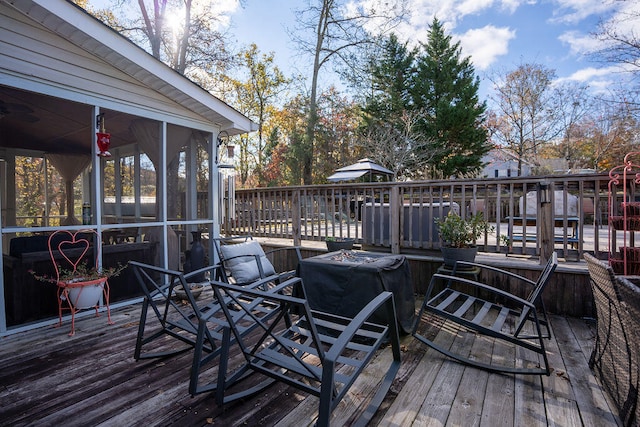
xmin=0 ymin=100 xmax=34 ymax=114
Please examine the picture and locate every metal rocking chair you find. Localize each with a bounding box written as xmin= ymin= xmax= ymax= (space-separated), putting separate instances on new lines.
xmin=412 ymin=252 xmax=557 ymax=375
xmin=130 ymin=261 xmax=224 ymax=360
xmin=204 ymin=276 xmax=401 ymax=427
xmin=131 ymin=260 xmax=285 ymax=397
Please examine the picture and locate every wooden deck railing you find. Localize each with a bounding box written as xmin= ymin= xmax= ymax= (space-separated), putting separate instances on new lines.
xmin=224 ymin=173 xmax=615 ymax=262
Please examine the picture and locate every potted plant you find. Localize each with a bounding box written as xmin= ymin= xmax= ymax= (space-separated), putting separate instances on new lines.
xmin=435 ymin=211 xmax=494 ymax=267
xmin=325 ymin=236 xmax=355 ymax=252
xmin=31 ymin=262 xmax=126 ymax=309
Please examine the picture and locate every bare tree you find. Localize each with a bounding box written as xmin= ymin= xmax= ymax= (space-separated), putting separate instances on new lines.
xmin=89 ymin=0 xmax=234 ymax=86
xmin=360 ymin=109 xmax=439 ymax=181
xmin=549 ymin=82 xmax=592 ymax=170
xmin=291 ymin=0 xmax=406 ymax=184
xmin=592 ymin=2 xmax=640 ymax=74
xmin=587 ymin=90 xmax=640 ymax=170
xmin=489 ymin=63 xmax=561 ymax=175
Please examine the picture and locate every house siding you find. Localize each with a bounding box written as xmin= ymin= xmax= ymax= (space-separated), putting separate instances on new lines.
xmin=0 ymin=3 xmax=213 ymax=132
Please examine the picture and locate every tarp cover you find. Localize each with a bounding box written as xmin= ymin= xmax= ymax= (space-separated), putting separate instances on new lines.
xmin=297 ymin=251 xmax=415 ymax=333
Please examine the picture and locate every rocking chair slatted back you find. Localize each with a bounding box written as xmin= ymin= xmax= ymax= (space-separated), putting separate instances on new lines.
xmin=514 ymin=252 xmax=558 ymax=337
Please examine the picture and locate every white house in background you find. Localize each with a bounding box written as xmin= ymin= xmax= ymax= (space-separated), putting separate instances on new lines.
xmin=0 ymin=0 xmax=256 ymax=335
xmin=480 ymin=148 xmax=533 ymax=178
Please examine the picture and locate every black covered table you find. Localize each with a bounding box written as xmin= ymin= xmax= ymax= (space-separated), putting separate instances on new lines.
xmin=298 ymin=251 xmax=415 ymax=334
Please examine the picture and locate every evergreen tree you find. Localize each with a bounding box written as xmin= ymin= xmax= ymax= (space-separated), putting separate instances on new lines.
xmin=363 ymin=34 xmax=416 ymax=123
xmin=361 ymin=35 xmax=437 ymax=179
xmin=413 ymin=17 xmax=490 ymax=178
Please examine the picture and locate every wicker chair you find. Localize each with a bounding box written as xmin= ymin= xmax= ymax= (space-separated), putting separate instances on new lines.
xmin=613 ymin=275 xmax=640 ymax=427
xmin=584 ymin=253 xmax=638 ymax=427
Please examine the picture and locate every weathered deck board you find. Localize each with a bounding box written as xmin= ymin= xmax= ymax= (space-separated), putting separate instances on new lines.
xmin=378 ymin=317 xmax=454 ymax=426
xmin=480 ymin=333 xmax=516 ymax=426
xmin=550 ymin=316 xmax=619 ymax=427
xmin=447 ymin=331 xmax=491 ymax=426
xmin=513 ymin=344 xmax=546 ymax=426
xmin=542 ymin=316 xmax=588 ymax=427
xmin=419 ymin=327 xmax=475 ymax=426
xmin=0 ymin=302 xmax=622 ymax=427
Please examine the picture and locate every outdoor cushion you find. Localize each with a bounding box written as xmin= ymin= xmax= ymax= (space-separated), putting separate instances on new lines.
xmin=219 ymin=241 xmax=276 ymax=283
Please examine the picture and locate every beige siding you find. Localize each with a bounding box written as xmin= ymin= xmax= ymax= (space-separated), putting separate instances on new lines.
xmin=0 ymin=3 xmax=211 ymax=129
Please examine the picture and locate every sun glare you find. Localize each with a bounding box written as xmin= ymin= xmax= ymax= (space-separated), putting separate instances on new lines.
xmin=165 ymin=8 xmax=184 ymax=38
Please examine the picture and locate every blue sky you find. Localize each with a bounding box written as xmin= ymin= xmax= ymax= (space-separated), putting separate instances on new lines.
xmin=89 ymin=0 xmax=637 ymax=101
xmin=225 ymin=0 xmax=638 ymax=101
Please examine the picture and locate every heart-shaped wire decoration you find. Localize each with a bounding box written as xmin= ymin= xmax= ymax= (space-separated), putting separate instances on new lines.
xmin=50 ymin=230 xmax=96 ymax=281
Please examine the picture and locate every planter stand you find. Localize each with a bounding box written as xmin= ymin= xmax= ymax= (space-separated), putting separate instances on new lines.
xmin=59 ymin=276 xmax=112 ymax=336
xmin=48 ymin=229 xmax=114 ymax=336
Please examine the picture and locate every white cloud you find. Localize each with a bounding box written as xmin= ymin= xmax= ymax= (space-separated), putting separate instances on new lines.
xmin=396 ymin=0 xmax=498 ymax=29
xmin=384 ymin=0 xmax=526 ymax=56
xmin=550 ymin=0 xmax=617 ymax=24
xmin=565 ymin=65 xmax=621 ymax=82
xmin=558 ymin=30 xmax=601 ymax=55
xmin=458 ymin=25 xmax=516 ymax=70
xmin=554 ymin=65 xmax=633 ymax=94
xmin=605 ymin=1 xmax=640 ymax=36
xmin=499 ymin=0 xmax=531 ymax=14
xmin=457 ymin=0 xmax=495 ymax=16
xmin=558 ymin=1 xmax=640 ymax=58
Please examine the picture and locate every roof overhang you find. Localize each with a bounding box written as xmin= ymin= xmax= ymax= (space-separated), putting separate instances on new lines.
xmin=4 ymin=0 xmax=256 ymax=136
xmin=327 ymin=170 xmax=369 ymax=182
xmin=335 ymin=158 xmax=394 ymax=175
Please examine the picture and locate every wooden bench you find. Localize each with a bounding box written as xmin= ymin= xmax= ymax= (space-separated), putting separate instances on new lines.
xmin=507 ymin=216 xmax=580 ymax=247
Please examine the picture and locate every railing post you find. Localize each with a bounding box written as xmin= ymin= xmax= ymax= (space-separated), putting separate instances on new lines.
xmin=292 ymin=190 xmax=301 ymax=246
xmin=390 ymin=186 xmax=400 ymax=254
xmin=539 ymin=181 xmax=554 ymax=264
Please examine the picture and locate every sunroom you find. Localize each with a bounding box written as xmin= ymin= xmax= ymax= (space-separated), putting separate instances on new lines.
xmin=0 ymin=0 xmax=255 ymax=335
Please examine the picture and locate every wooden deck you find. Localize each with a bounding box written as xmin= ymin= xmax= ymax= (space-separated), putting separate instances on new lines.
xmin=0 ymin=299 xmax=621 ymax=427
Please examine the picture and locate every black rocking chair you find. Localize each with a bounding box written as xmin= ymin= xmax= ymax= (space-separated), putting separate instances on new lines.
xmin=204 ymin=277 xmax=401 ymax=427
xmin=412 ymin=252 xmax=557 ymax=375
xmin=130 ymin=261 xmax=226 ymax=360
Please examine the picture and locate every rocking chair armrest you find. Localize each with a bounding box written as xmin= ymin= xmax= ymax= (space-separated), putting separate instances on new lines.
xmin=325 ymin=291 xmax=397 ymax=363
xmin=428 ymin=274 xmax=536 ymax=309
xmin=129 ymin=260 xmax=183 ymax=277
xmin=454 ymin=261 xmax=537 ymax=287
xmin=183 ymin=264 xmax=222 ymax=282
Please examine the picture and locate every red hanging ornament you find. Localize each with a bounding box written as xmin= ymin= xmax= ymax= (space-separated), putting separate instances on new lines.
xmin=96 ymin=131 xmax=111 ymax=157
xmin=96 ymin=113 xmax=111 ymax=157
